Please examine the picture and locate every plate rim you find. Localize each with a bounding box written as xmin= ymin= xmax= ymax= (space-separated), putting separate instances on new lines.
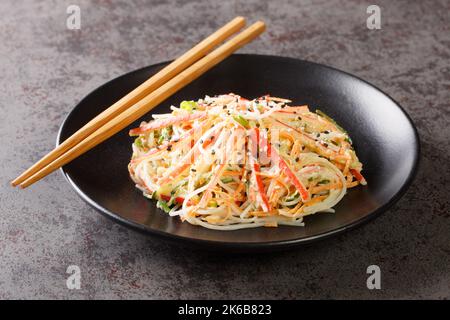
xmin=57 ymin=53 xmax=421 ymax=250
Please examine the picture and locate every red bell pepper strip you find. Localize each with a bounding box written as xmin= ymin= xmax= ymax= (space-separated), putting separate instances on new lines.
xmin=350 ymin=169 xmax=367 ymax=185
xmin=159 ymin=194 xmax=189 ymax=205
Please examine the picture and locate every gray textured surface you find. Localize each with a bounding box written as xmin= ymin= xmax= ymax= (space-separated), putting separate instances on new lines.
xmin=1 ymin=0 xmax=449 ymax=299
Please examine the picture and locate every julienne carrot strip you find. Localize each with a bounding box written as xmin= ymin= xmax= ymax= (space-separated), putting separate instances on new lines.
xmin=279 ymin=131 xmax=295 ymax=144
xmin=202 ymin=137 xmax=214 ymax=148
xmin=233 ymin=180 xmax=245 ymax=197
xmin=263 ymin=95 xmax=292 ymax=103
xmin=346 ymin=181 xmax=359 ymax=188
xmin=222 ymin=171 xmax=242 ymax=176
xmin=288 ymin=201 xmax=304 ymax=214
xmin=309 ymin=183 xmax=340 ymax=194
xmin=253 ymin=162 xmax=271 ymax=212
xmin=275 ymin=176 xmax=290 ymax=194
xmin=342 ymin=159 xmax=351 ymax=176
xmin=303 ymin=195 xmax=327 ymax=207
xmin=269 ymin=182 xmax=284 ymax=204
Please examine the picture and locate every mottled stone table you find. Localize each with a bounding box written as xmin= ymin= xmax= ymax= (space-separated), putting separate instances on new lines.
xmin=1 ymin=0 xmax=449 ymax=299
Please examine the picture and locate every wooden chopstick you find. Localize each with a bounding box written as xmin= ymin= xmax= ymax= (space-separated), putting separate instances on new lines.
xmin=11 ymin=16 xmax=246 ymax=187
xmin=18 ymin=21 xmax=266 ymax=189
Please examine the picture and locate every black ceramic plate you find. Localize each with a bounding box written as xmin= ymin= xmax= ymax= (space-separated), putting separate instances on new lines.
xmin=58 ymin=54 xmax=419 ymax=251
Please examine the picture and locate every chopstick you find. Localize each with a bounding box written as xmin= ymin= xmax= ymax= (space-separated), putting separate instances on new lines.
xmin=11 ymin=16 xmax=246 ymax=187
xmin=18 ymin=21 xmax=266 ymax=188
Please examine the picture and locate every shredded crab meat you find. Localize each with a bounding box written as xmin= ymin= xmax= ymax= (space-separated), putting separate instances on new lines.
xmin=128 ymin=94 xmax=366 ymax=230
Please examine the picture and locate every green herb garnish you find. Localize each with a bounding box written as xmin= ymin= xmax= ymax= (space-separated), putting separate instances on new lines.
xmin=233 ymin=115 xmax=249 ymax=128
xmin=158 ymin=127 xmax=172 ymax=144
xmin=157 ymin=200 xmax=171 ymax=213
xmin=221 ymin=177 xmax=234 ymax=183
xmin=208 ymin=200 xmax=218 ymax=208
xmin=134 ymin=137 xmax=144 ymax=149
xmin=161 ymin=127 xmax=171 ymax=139
xmin=180 ymin=100 xmax=197 ymax=112
xmin=285 ymin=190 xmax=299 ymax=202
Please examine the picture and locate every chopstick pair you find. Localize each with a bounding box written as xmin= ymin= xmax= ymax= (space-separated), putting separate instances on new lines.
xmin=12 ymin=17 xmax=266 ymax=189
